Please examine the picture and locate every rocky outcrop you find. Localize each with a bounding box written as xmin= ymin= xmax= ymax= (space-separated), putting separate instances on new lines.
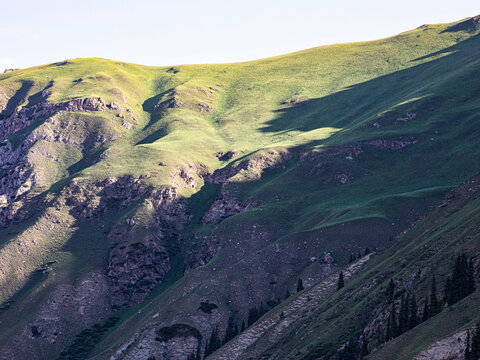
xmin=183 ymin=233 xmax=222 ymax=273
xmin=0 ymin=97 xmax=109 ymax=140
xmin=170 ymin=164 xmax=207 ymax=189
xmin=111 ymin=324 xmax=202 ymax=360
xmin=202 ymin=184 xmax=257 ymax=224
xmin=205 ymin=150 xmax=290 ymax=184
xmin=154 ymin=91 xmax=184 ymax=112
xmin=107 ymin=237 xmax=171 ymax=308
xmin=413 ymin=330 xmax=468 ymax=360
xmin=62 ymin=176 xmax=152 ymax=220
xmin=104 ymin=185 xmax=190 ymax=308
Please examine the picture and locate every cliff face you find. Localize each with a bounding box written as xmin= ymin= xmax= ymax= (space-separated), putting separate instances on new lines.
xmin=0 ymin=17 xmax=479 ymax=360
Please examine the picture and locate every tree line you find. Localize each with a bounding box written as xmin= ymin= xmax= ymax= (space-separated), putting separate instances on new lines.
xmin=378 ymin=253 xmax=476 ymax=347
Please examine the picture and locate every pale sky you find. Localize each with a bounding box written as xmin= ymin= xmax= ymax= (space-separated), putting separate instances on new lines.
xmin=1 ymin=0 xmax=479 ymax=71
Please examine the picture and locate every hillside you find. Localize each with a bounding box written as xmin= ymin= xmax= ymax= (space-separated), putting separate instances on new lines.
xmin=0 ymin=15 xmax=479 ymax=360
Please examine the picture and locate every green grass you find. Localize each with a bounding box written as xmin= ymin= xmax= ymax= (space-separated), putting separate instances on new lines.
xmin=0 ymin=16 xmax=479 ymax=359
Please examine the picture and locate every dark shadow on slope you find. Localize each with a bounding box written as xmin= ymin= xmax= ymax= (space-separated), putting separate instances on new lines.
xmin=0 ymin=80 xmax=33 ymax=120
xmin=440 ymin=15 xmax=480 ymax=33
xmin=135 ymin=89 xmax=175 ymax=145
xmin=260 ymin=33 xmax=480 ymax=137
xmin=26 ymin=80 xmax=54 ymax=106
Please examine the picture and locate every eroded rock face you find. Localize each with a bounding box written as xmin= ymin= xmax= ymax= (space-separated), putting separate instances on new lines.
xmin=107 ymin=237 xmax=171 ymax=308
xmin=205 ymin=150 xmax=290 ymax=184
xmin=202 ymin=184 xmax=257 ymax=224
xmin=112 ymin=325 xmax=201 ymax=360
xmin=413 ymin=330 xmax=467 ymax=360
xmin=105 ymin=186 xmax=190 ymax=308
xmin=62 ymin=176 xmax=152 ymax=220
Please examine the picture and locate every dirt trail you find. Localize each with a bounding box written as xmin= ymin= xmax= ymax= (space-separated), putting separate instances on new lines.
xmin=207 ymin=254 xmax=373 ymax=360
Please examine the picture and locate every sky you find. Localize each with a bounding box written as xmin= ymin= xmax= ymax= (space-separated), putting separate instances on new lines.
xmin=1 ymin=0 xmax=479 ymax=71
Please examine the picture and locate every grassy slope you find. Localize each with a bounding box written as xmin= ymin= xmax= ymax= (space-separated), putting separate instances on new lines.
xmin=0 ymin=16 xmax=478 ymax=359
xmin=251 ymin=173 xmax=480 ymax=360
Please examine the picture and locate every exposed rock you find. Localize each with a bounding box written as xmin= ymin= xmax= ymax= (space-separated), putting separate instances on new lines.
xmin=111 ymin=325 xmax=201 ymax=360
xmin=3 ymin=68 xmax=20 ymax=73
xmin=198 ymin=102 xmax=214 ymax=113
xmin=413 ymin=329 xmax=467 ymax=360
xmin=154 ymin=91 xmax=184 ymax=112
xmin=62 ymin=176 xmax=152 ymax=220
xmin=107 ymin=237 xmax=171 ymax=308
xmin=216 ymin=151 xmax=240 ymax=161
xmin=170 ymin=164 xmax=207 ymax=189
xmin=281 ymin=97 xmax=308 ymax=105
xmin=202 ymin=184 xmax=258 ymax=224
xmin=364 ymin=139 xmax=416 ymax=150
xmin=205 ymin=150 xmax=290 ymax=184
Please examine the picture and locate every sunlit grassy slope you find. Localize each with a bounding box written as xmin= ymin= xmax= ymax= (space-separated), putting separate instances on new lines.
xmin=0 ymin=16 xmax=479 ymax=360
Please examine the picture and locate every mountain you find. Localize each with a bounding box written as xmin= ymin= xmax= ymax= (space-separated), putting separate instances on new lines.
xmin=0 ymin=15 xmax=479 ymax=360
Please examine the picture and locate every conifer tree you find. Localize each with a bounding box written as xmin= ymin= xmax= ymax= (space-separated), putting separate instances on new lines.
xmin=399 ymin=294 xmax=410 ymax=334
xmin=337 ymin=271 xmax=345 ymax=290
xmin=240 ymin=320 xmax=246 ymax=332
xmin=430 ymin=275 xmax=440 ymax=316
xmin=390 ymin=302 xmax=399 ymax=338
xmin=205 ymin=326 xmax=221 ymax=356
xmin=259 ymin=302 xmax=265 ymax=317
xmin=422 ymin=298 xmax=429 ymax=322
xmin=409 ymin=294 xmax=418 ymax=330
xmin=387 ymin=278 xmax=395 ymax=303
xmin=195 ymin=341 xmax=201 ymax=360
xmin=349 ymin=254 xmax=353 ymax=263
xmin=364 ymin=247 xmax=370 ymax=255
xmin=471 ymin=323 xmax=480 ymax=360
xmin=446 ymin=254 xmax=475 ymax=306
xmin=224 ymin=314 xmax=237 ymax=344
xmin=385 ymin=316 xmax=392 ymax=342
xmin=360 ymin=338 xmax=369 ymax=358
xmin=285 ymin=289 xmax=291 ymax=299
xmin=465 ymin=330 xmax=471 ymax=360
xmin=247 ymin=307 xmax=259 ymax=327
xmin=297 ymin=278 xmax=304 ymax=292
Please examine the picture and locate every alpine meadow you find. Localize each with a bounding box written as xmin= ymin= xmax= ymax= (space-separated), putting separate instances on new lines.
xmin=0 ymin=14 xmax=480 ymax=360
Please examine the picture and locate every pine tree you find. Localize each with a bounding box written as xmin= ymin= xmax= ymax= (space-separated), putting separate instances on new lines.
xmin=358 ymin=251 xmax=362 ymax=259
xmin=247 ymin=307 xmax=259 ymax=327
xmin=259 ymin=302 xmax=265 ymax=317
xmin=387 ymin=278 xmax=395 ymax=303
xmin=205 ymin=326 xmax=221 ymax=356
xmin=430 ymin=275 xmax=440 ymax=316
xmin=399 ymin=294 xmax=410 ymax=334
xmin=471 ymin=323 xmax=480 ymax=360
xmin=195 ymin=341 xmax=201 ymax=360
xmin=443 ymin=277 xmax=452 ymax=305
xmin=284 ymin=289 xmax=291 ymax=299
xmin=465 ymin=330 xmax=471 ymax=360
xmin=390 ymin=302 xmax=399 ymax=338
xmin=409 ymin=294 xmax=418 ymax=330
xmin=468 ymin=258 xmax=476 ymax=295
xmin=349 ymin=254 xmax=353 ymax=263
xmin=421 ymin=298 xmax=429 ymax=322
xmin=297 ymin=278 xmax=304 ymax=292
xmin=224 ymin=314 xmax=237 ymax=344
xmin=385 ymin=316 xmax=392 ymax=342
xmin=240 ymin=320 xmax=246 ymax=332
xmin=446 ymin=254 xmax=475 ymax=306
xmin=364 ymin=247 xmax=370 ymax=255
xmin=360 ymin=338 xmax=369 ymax=358
xmin=337 ymin=271 xmax=345 ymax=290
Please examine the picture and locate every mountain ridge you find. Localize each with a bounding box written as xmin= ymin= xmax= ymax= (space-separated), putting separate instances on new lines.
xmin=0 ymin=15 xmax=479 ymax=360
